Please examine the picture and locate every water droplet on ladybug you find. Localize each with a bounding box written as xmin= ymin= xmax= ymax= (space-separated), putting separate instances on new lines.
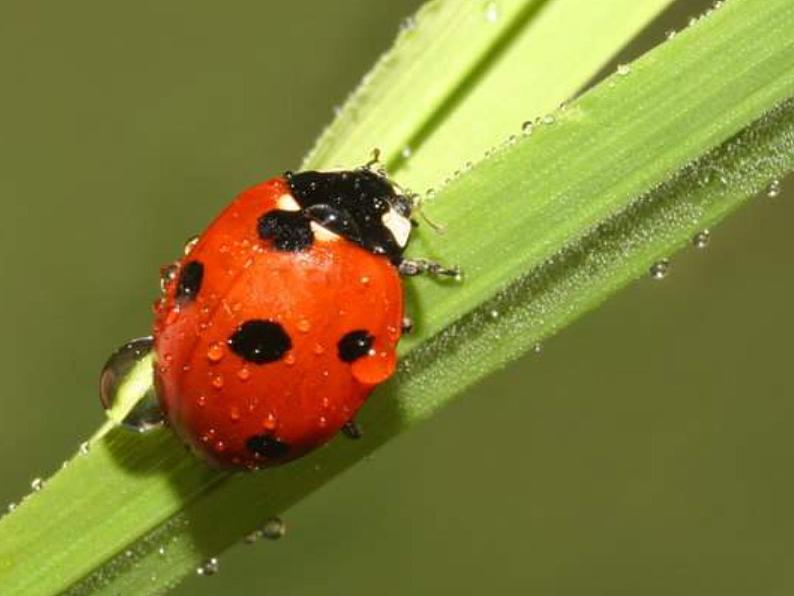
xmin=313 ymin=343 xmax=325 ymax=355
xmin=213 ymin=440 xmax=226 ymax=453
xmin=262 ymin=517 xmax=286 ymax=540
xmin=360 ymin=276 xmax=370 ymax=286
xmin=229 ymin=406 xmax=240 ymax=422
xmin=165 ymin=308 xmax=180 ymax=325
xmin=160 ymin=263 xmax=178 ymax=294
xmin=284 ymin=353 xmax=296 ymax=366
xmin=197 ymin=395 xmax=207 ymax=407
xmin=99 ymin=336 xmax=164 ymax=433
xmin=237 ymin=367 xmax=251 ymax=382
xmin=262 ymin=413 xmax=277 ymax=430
xmin=318 ymin=416 xmax=328 ymax=429
xmin=297 ymin=319 xmax=311 ymax=333
xmin=206 ymin=342 xmax=225 ymax=362
xmin=351 ymin=350 xmax=396 ymax=385
xmin=196 ymin=558 xmax=219 ymax=576
xmin=211 ymin=374 xmax=224 ymax=389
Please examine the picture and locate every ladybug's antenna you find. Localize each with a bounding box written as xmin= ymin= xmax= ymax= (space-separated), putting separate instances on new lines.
xmin=365 ymin=148 xmax=381 ymax=170
xmin=410 ymin=192 xmax=447 ymax=235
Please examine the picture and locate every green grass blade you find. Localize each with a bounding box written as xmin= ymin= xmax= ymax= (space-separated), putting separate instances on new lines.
xmin=303 ymin=0 xmax=675 ymax=185
xmin=2 ymin=0 xmax=792 ymax=594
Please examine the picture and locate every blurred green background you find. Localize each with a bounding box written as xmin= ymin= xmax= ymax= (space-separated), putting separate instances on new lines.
xmin=2 ymin=1 xmax=793 ymax=594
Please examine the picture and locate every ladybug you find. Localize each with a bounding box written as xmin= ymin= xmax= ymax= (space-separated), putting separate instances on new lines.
xmin=153 ymin=167 xmax=456 ymax=469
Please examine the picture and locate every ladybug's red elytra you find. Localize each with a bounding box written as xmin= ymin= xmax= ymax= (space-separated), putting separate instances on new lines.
xmin=152 ymin=168 xmax=456 ymax=469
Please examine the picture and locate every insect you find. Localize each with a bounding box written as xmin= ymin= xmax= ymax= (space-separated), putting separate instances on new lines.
xmin=149 ymin=166 xmax=456 ymax=469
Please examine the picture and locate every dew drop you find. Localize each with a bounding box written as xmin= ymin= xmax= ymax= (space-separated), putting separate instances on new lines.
xmin=79 ymin=441 xmax=90 ymax=455
xmin=533 ymin=343 xmax=543 ymax=354
xmin=7 ymin=502 xmax=16 ymax=513
xmin=31 ymin=478 xmax=44 ymax=492
xmin=262 ymin=517 xmax=286 ymax=540
xmin=521 ymin=120 xmax=534 ymax=136
xmin=244 ymin=529 xmax=263 ymax=544
xmin=399 ymin=15 xmax=417 ymax=32
xmin=692 ymin=229 xmax=711 ymax=249
xmin=484 ymin=1 xmax=499 ymax=23
xmin=196 ymin=558 xmax=219 ymax=576
xmin=649 ymin=259 xmax=670 ymax=280
xmin=542 ymin=114 xmax=555 ymax=125
xmin=159 ymin=264 xmax=178 ymax=294
xmin=425 ymin=188 xmax=436 ymax=201
xmin=401 ymin=146 xmax=413 ymax=159
xmin=99 ymin=337 xmax=164 ymax=432
xmin=262 ymin=412 xmax=277 ymax=431
xmin=665 ymin=29 xmax=677 ymax=40
xmin=206 ymin=342 xmax=225 ymax=363
xmin=490 ymin=309 xmax=499 ymax=319
xmin=617 ymin=64 xmax=631 ymax=76
xmin=158 ymin=546 xmax=167 ymax=556
xmin=767 ymin=179 xmax=781 ymax=198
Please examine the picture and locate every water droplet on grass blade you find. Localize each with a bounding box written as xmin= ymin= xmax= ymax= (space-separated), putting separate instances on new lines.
xmin=484 ymin=1 xmax=499 ymax=23
xmin=692 ymin=230 xmax=711 ymax=249
xmin=649 ymin=260 xmax=670 ymax=280
xmin=99 ymin=337 xmax=164 ymax=432
xmin=197 ymin=558 xmax=219 ymax=576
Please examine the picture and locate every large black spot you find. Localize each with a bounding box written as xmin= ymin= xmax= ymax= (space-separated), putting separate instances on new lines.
xmin=228 ymin=320 xmax=291 ymax=364
xmin=258 ymin=209 xmax=313 ymax=252
xmin=176 ymin=260 xmax=204 ymax=303
xmin=337 ymin=330 xmax=374 ymax=363
xmin=246 ymin=434 xmax=290 ymax=459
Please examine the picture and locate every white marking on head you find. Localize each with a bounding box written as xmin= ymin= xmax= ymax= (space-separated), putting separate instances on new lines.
xmin=277 ymin=194 xmax=300 ymax=211
xmin=382 ymin=208 xmax=411 ymax=248
xmin=310 ymin=222 xmax=341 ymax=242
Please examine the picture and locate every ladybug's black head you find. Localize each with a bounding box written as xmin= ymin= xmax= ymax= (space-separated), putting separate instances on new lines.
xmin=285 ymin=169 xmax=413 ymax=264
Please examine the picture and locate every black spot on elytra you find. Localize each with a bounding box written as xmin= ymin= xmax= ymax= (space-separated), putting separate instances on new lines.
xmin=228 ymin=320 xmax=291 ymax=364
xmin=337 ymin=330 xmax=374 ymax=363
xmin=176 ymin=260 xmax=204 ymax=303
xmin=246 ymin=434 xmax=290 ymax=459
xmin=258 ymin=209 xmax=313 ymax=252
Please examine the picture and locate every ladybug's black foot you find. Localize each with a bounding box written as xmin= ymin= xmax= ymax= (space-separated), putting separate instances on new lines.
xmin=341 ymin=420 xmax=363 ymax=440
xmin=401 ymin=316 xmax=414 ymax=335
xmin=398 ymin=258 xmax=461 ymax=279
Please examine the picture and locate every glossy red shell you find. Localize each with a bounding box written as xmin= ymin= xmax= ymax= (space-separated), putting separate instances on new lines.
xmin=153 ymin=176 xmax=403 ymax=469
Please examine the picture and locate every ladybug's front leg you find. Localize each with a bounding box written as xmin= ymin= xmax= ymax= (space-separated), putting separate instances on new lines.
xmin=398 ymin=258 xmax=460 ymax=278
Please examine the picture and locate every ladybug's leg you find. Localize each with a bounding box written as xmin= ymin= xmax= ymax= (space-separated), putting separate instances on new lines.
xmin=398 ymin=258 xmax=460 ymax=278
xmin=341 ymin=420 xmax=363 ymax=440
xmin=401 ymin=316 xmax=414 ymax=334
